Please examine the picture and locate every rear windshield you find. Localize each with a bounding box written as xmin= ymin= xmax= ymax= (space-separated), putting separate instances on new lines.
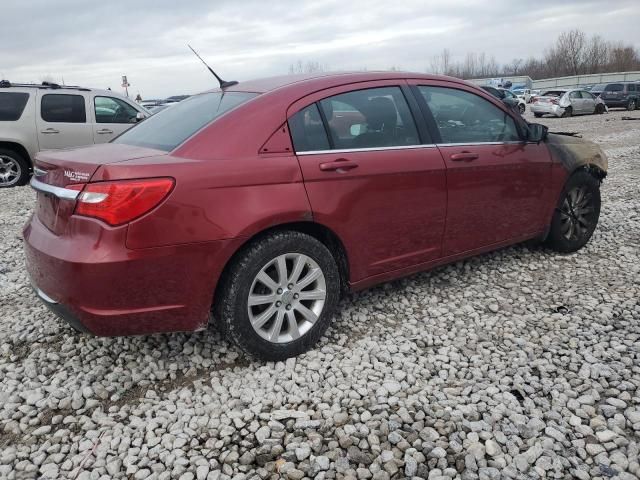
xmin=0 ymin=92 xmax=30 ymax=121
xmin=114 ymin=91 xmax=258 ymax=151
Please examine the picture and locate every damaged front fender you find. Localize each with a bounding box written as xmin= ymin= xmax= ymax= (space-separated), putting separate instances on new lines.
xmin=545 ymin=133 xmax=608 ymax=178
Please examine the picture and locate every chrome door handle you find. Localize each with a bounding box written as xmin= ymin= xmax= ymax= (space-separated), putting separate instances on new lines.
xmin=450 ymin=152 xmax=479 ymax=162
xmin=41 ymin=128 xmax=60 ymax=134
xmin=319 ymin=159 xmax=359 ymax=172
xmin=97 ymin=129 xmax=114 ymax=134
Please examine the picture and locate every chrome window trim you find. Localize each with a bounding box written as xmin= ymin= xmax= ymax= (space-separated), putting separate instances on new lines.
xmin=296 ymin=141 xmax=530 ymax=155
xmin=297 ymin=144 xmax=437 ymax=156
xmin=30 ymin=177 xmax=80 ymax=200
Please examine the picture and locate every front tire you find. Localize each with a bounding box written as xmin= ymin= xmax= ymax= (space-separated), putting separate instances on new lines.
xmin=518 ymin=103 xmax=526 ymax=114
xmin=0 ymin=148 xmax=30 ymax=188
xmin=534 ymin=113 xmax=543 ymax=118
xmin=214 ymin=231 xmax=340 ymax=361
xmin=546 ymin=171 xmax=601 ymax=253
xmin=627 ymin=99 xmax=637 ymax=111
xmin=595 ymin=104 xmax=605 ymax=114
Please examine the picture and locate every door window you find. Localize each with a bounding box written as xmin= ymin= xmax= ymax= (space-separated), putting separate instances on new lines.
xmin=289 ymin=104 xmax=331 ymax=152
xmin=580 ymin=91 xmax=595 ymax=100
xmin=628 ymin=84 xmax=636 ymax=92
xmin=41 ymin=94 xmax=86 ymax=123
xmin=94 ymin=96 xmax=139 ymax=123
xmin=0 ymin=92 xmax=29 ymax=121
xmin=418 ymin=86 xmax=521 ymax=144
xmin=569 ymin=91 xmax=581 ymax=99
xmin=319 ymin=87 xmax=421 ymax=149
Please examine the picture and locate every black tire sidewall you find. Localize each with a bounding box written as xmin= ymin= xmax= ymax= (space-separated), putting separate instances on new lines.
xmin=546 ymin=171 xmax=601 ymax=253
xmin=215 ymin=231 xmax=340 ymax=361
xmin=0 ymin=148 xmax=30 ymax=188
xmin=563 ymin=107 xmax=572 ymax=118
xmin=628 ymin=100 xmax=636 ymax=111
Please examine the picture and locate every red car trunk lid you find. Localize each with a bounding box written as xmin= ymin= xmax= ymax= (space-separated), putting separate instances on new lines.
xmin=32 ymin=144 xmax=166 ymax=235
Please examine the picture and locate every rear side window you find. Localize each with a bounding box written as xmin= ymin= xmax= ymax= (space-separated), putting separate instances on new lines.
xmin=604 ymin=84 xmax=623 ymax=92
xmin=418 ymin=86 xmax=520 ymax=144
xmin=289 ymin=104 xmax=330 ymax=152
xmin=628 ymin=84 xmax=636 ymax=92
xmin=41 ymin=94 xmax=86 ymax=123
xmin=319 ymin=87 xmax=421 ymax=149
xmin=114 ymin=91 xmax=257 ymax=151
xmin=0 ymin=92 xmax=29 ymax=121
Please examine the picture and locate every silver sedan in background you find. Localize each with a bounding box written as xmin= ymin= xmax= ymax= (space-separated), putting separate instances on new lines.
xmin=531 ymin=88 xmax=607 ymax=118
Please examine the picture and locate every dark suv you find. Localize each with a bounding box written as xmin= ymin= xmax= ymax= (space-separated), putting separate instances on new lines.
xmin=590 ymin=82 xmax=639 ymax=110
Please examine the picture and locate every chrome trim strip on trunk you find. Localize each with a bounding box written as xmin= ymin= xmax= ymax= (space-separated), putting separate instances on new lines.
xmin=30 ymin=177 xmax=80 ymax=200
xmin=36 ymin=287 xmax=58 ymax=305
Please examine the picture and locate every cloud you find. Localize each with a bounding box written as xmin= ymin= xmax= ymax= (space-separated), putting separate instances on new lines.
xmin=2 ymin=0 xmax=638 ymax=97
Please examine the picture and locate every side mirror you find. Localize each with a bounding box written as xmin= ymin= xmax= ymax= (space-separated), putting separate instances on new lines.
xmin=527 ymin=123 xmax=548 ymax=143
xmin=136 ymin=112 xmax=146 ymax=122
xmin=350 ymin=123 xmax=366 ymax=136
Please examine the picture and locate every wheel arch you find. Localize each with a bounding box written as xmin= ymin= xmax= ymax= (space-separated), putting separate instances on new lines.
xmin=0 ymin=141 xmax=32 ymax=168
xmin=213 ymin=221 xmax=351 ymax=307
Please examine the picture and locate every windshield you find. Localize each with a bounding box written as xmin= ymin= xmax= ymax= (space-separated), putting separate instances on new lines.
xmin=114 ymin=91 xmax=258 ymax=151
xmin=591 ymin=84 xmax=608 ymax=92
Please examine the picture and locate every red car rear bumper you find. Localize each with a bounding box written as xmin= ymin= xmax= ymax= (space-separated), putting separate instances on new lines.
xmin=23 ymin=214 xmax=240 ymax=336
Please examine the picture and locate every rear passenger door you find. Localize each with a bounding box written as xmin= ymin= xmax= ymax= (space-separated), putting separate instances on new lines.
xmin=36 ymin=92 xmax=93 ymax=150
xmin=410 ymin=82 xmax=551 ymax=256
xmin=289 ymin=83 xmax=447 ymax=282
xmin=91 ymin=96 xmax=141 ymax=143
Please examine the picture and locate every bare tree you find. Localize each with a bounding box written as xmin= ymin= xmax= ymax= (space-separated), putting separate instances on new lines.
xmin=288 ymin=60 xmax=328 ymax=75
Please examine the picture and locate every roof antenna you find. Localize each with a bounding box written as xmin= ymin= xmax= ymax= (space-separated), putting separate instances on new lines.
xmin=188 ymin=45 xmax=238 ymax=89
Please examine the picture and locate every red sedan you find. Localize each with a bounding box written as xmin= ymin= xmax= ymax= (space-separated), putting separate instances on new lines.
xmin=23 ymin=72 xmax=607 ymax=360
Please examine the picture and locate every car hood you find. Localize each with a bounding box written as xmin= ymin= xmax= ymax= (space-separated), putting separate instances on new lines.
xmin=546 ymin=133 xmax=608 ymax=175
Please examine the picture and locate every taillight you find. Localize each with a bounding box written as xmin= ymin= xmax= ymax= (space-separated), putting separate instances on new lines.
xmin=74 ymin=177 xmax=174 ymax=226
xmin=551 ymin=98 xmax=559 ymax=105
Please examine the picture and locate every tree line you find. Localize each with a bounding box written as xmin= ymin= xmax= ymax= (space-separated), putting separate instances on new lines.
xmin=290 ymin=30 xmax=640 ymax=81
xmin=429 ymin=29 xmax=640 ymax=80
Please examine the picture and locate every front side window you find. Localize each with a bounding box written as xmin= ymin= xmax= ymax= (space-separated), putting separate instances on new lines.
xmin=418 ymin=86 xmax=521 ymax=144
xmin=0 ymin=92 xmax=29 ymax=121
xmin=289 ymin=104 xmax=330 ymax=152
xmin=580 ymin=91 xmax=595 ymax=100
xmin=41 ymin=94 xmax=86 ymax=123
xmin=318 ymin=87 xmax=421 ymax=149
xmin=114 ymin=91 xmax=257 ymax=151
xmin=94 ymin=96 xmax=139 ymax=124
xmin=569 ymin=91 xmax=581 ymax=99
xmin=628 ymin=84 xmax=636 ymax=92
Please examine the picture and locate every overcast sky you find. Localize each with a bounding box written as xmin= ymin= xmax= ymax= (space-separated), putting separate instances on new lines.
xmin=3 ymin=0 xmax=639 ymax=98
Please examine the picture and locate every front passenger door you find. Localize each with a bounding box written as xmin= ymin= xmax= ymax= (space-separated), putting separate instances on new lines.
xmin=92 ymin=96 xmax=141 ymax=143
xmin=413 ymin=84 xmax=552 ymax=256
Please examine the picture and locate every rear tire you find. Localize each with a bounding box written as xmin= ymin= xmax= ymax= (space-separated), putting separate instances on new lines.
xmin=561 ymin=106 xmax=573 ymax=118
xmin=214 ymin=231 xmax=340 ymax=361
xmin=0 ymin=148 xmax=30 ymax=188
xmin=518 ymin=103 xmax=526 ymax=114
xmin=546 ymin=171 xmax=601 ymax=253
xmin=627 ymin=99 xmax=637 ymax=111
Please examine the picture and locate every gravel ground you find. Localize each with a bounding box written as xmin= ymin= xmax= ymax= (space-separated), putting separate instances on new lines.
xmin=1 ymin=109 xmax=639 ymax=480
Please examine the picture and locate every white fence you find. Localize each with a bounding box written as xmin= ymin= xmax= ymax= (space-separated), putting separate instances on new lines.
xmin=467 ymin=72 xmax=640 ymax=90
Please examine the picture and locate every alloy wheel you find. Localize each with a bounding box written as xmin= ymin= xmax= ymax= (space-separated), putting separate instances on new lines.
xmin=558 ymin=186 xmax=596 ymax=241
xmin=0 ymin=155 xmax=21 ymax=187
xmin=247 ymin=253 xmax=327 ymax=343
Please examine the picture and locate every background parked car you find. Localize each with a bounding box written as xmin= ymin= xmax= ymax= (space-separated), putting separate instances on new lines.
xmin=512 ymin=88 xmax=532 ymax=103
xmin=0 ymin=81 xmax=149 ymax=187
xmin=590 ymin=82 xmax=638 ymax=111
xmin=481 ymin=86 xmax=526 ymax=114
xmin=530 ymin=88 xmax=606 ymax=118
